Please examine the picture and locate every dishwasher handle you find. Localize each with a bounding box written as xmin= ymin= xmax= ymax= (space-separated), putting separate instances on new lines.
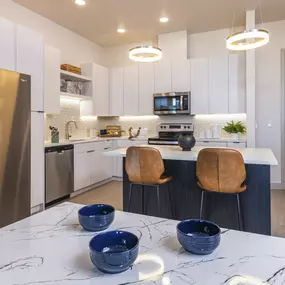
xmin=45 ymin=144 xmax=74 ymax=153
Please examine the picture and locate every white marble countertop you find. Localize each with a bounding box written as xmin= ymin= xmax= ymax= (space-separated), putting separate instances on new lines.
xmin=44 ymin=136 xmax=148 ymax=147
xmin=1 ymin=202 xmax=285 ymax=285
xmin=104 ymin=145 xmax=278 ymax=166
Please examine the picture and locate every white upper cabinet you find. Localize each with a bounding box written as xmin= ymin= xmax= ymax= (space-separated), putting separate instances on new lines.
xmin=229 ymin=53 xmax=246 ymax=114
xmin=81 ymin=63 xmax=109 ymax=116
xmin=190 ymin=58 xmax=209 ymax=115
xmin=16 ymin=25 xmax=44 ymax=112
xmin=154 ymin=60 xmax=171 ymax=93
xmin=110 ymin=67 xmax=124 ymax=116
xmin=209 ymin=56 xmax=229 ymax=114
xmin=0 ymin=18 xmax=15 ymax=71
xmin=139 ymin=63 xmax=155 ymax=115
xmin=94 ymin=64 xmax=109 ymax=116
xmin=171 ymin=59 xmax=191 ymax=91
xmin=44 ymin=45 xmax=61 ymax=114
xmin=124 ymin=65 xmax=139 ymax=115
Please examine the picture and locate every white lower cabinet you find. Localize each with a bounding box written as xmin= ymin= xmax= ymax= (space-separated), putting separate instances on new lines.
xmin=196 ymin=141 xmax=247 ymax=148
xmin=227 ymin=142 xmax=247 ymax=148
xmin=74 ymin=141 xmax=114 ymax=191
xmin=196 ymin=141 xmax=227 ymax=148
xmin=74 ymin=152 xmax=91 ymax=191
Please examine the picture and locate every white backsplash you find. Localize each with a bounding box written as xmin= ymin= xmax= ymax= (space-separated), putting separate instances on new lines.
xmin=45 ymin=100 xmax=247 ymax=141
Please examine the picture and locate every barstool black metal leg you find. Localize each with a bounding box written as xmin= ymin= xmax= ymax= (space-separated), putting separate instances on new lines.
xmin=200 ymin=191 xmax=205 ymax=219
xmin=167 ymin=183 xmax=175 ymax=219
xmin=156 ymin=185 xmax=160 ymax=215
xmin=236 ymin=194 xmax=243 ymax=230
xmin=141 ymin=185 xmax=145 ymax=214
xmin=128 ymin=183 xmax=133 ymax=212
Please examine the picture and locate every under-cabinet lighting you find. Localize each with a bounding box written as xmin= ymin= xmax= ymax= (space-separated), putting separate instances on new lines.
xmin=119 ymin=115 xmax=159 ymax=121
xmin=80 ymin=116 xmax=98 ymax=121
xmin=60 ymin=98 xmax=80 ymax=104
xmin=194 ymin=114 xmax=246 ymax=120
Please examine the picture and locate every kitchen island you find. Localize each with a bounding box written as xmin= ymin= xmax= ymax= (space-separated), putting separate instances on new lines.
xmin=1 ymin=202 xmax=285 ymax=285
xmin=105 ymin=146 xmax=278 ymax=235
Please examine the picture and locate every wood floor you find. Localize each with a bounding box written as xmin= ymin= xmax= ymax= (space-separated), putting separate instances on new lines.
xmin=69 ymin=181 xmax=285 ymax=238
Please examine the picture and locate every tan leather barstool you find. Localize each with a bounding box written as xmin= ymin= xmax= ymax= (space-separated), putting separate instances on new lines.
xmin=196 ymin=148 xmax=246 ymax=230
xmin=125 ymin=146 xmax=174 ymax=217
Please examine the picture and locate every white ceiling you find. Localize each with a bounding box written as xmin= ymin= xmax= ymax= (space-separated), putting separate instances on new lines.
xmin=14 ymin=0 xmax=285 ymax=47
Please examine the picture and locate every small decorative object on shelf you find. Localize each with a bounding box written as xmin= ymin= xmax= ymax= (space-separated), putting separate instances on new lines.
xmin=223 ymin=120 xmax=246 ymax=140
xmin=49 ymin=126 xmax=59 ymax=143
xmin=178 ymin=133 xmax=196 ymax=151
xmin=60 ymin=64 xmax=81 ymax=75
xmin=128 ymin=127 xmax=141 ymax=140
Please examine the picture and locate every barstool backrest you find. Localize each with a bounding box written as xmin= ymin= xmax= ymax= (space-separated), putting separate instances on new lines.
xmin=196 ymin=148 xmax=246 ymax=194
xmin=126 ymin=146 xmax=165 ymax=184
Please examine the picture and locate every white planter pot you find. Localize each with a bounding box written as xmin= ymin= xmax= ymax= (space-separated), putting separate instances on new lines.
xmin=231 ymin=133 xmax=239 ymax=140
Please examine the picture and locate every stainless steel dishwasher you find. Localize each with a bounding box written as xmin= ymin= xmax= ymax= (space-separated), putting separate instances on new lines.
xmin=45 ymin=145 xmax=74 ymax=205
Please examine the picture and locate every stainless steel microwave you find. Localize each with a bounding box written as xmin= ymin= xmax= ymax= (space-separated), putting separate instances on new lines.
xmin=153 ymin=92 xmax=191 ymax=115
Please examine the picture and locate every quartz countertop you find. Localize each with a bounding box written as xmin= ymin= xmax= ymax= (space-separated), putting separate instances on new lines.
xmin=44 ymin=136 xmax=148 ymax=147
xmin=1 ymin=202 xmax=285 ymax=284
xmin=44 ymin=137 xmax=246 ymax=148
xmin=104 ymin=145 xmax=278 ymax=165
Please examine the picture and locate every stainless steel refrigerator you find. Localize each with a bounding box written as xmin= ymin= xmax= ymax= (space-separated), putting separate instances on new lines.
xmin=0 ymin=69 xmax=31 ymax=228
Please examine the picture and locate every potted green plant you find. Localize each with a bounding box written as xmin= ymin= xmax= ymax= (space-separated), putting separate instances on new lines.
xmin=222 ymin=120 xmax=246 ymax=140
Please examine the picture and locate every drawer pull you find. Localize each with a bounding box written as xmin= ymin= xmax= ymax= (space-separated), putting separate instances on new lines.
xmin=87 ymin=150 xmax=95 ymax=153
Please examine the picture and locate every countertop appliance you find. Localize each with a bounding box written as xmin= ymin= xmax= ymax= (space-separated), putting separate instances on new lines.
xmin=153 ymin=92 xmax=191 ymax=115
xmin=45 ymin=145 xmax=74 ymax=205
xmin=0 ymin=69 xmax=31 ymax=228
xmin=148 ymin=123 xmax=194 ymax=146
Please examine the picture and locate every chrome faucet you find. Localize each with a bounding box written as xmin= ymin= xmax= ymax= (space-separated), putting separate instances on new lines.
xmin=65 ymin=121 xmax=78 ymax=140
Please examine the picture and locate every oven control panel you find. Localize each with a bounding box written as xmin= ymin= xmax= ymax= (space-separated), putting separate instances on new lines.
xmin=157 ymin=123 xmax=194 ymax=132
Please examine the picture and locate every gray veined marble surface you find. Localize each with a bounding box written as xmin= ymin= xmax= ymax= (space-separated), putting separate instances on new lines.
xmin=1 ymin=202 xmax=285 ymax=285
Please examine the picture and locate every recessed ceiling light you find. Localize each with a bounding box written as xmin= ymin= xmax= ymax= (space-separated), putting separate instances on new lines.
xmin=159 ymin=17 xmax=169 ymax=23
xmin=75 ymin=0 xmax=86 ymax=6
xmin=117 ymin=28 xmax=126 ymax=33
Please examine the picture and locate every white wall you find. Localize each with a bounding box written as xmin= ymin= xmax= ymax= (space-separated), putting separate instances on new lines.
xmin=0 ymin=0 xmax=105 ymax=66
xmin=255 ymin=20 xmax=285 ymax=185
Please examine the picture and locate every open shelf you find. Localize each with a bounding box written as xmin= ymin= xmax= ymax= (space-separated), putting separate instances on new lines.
xmin=60 ymin=92 xmax=92 ymax=101
xmin=60 ymin=70 xmax=92 ymax=82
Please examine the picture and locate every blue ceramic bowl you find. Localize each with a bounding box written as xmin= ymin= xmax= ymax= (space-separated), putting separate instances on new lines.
xmin=177 ymin=219 xmax=221 ymax=255
xmin=89 ymin=230 xmax=139 ymax=274
xmin=78 ymin=204 xmax=115 ymax=232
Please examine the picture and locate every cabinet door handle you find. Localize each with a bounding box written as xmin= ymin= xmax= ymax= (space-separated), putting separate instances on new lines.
xmin=87 ymin=150 xmax=95 ymax=153
xmin=104 ymin=147 xmax=110 ymax=150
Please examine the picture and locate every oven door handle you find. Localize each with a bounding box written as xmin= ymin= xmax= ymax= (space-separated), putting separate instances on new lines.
xmin=180 ymin=96 xmax=183 ymax=110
